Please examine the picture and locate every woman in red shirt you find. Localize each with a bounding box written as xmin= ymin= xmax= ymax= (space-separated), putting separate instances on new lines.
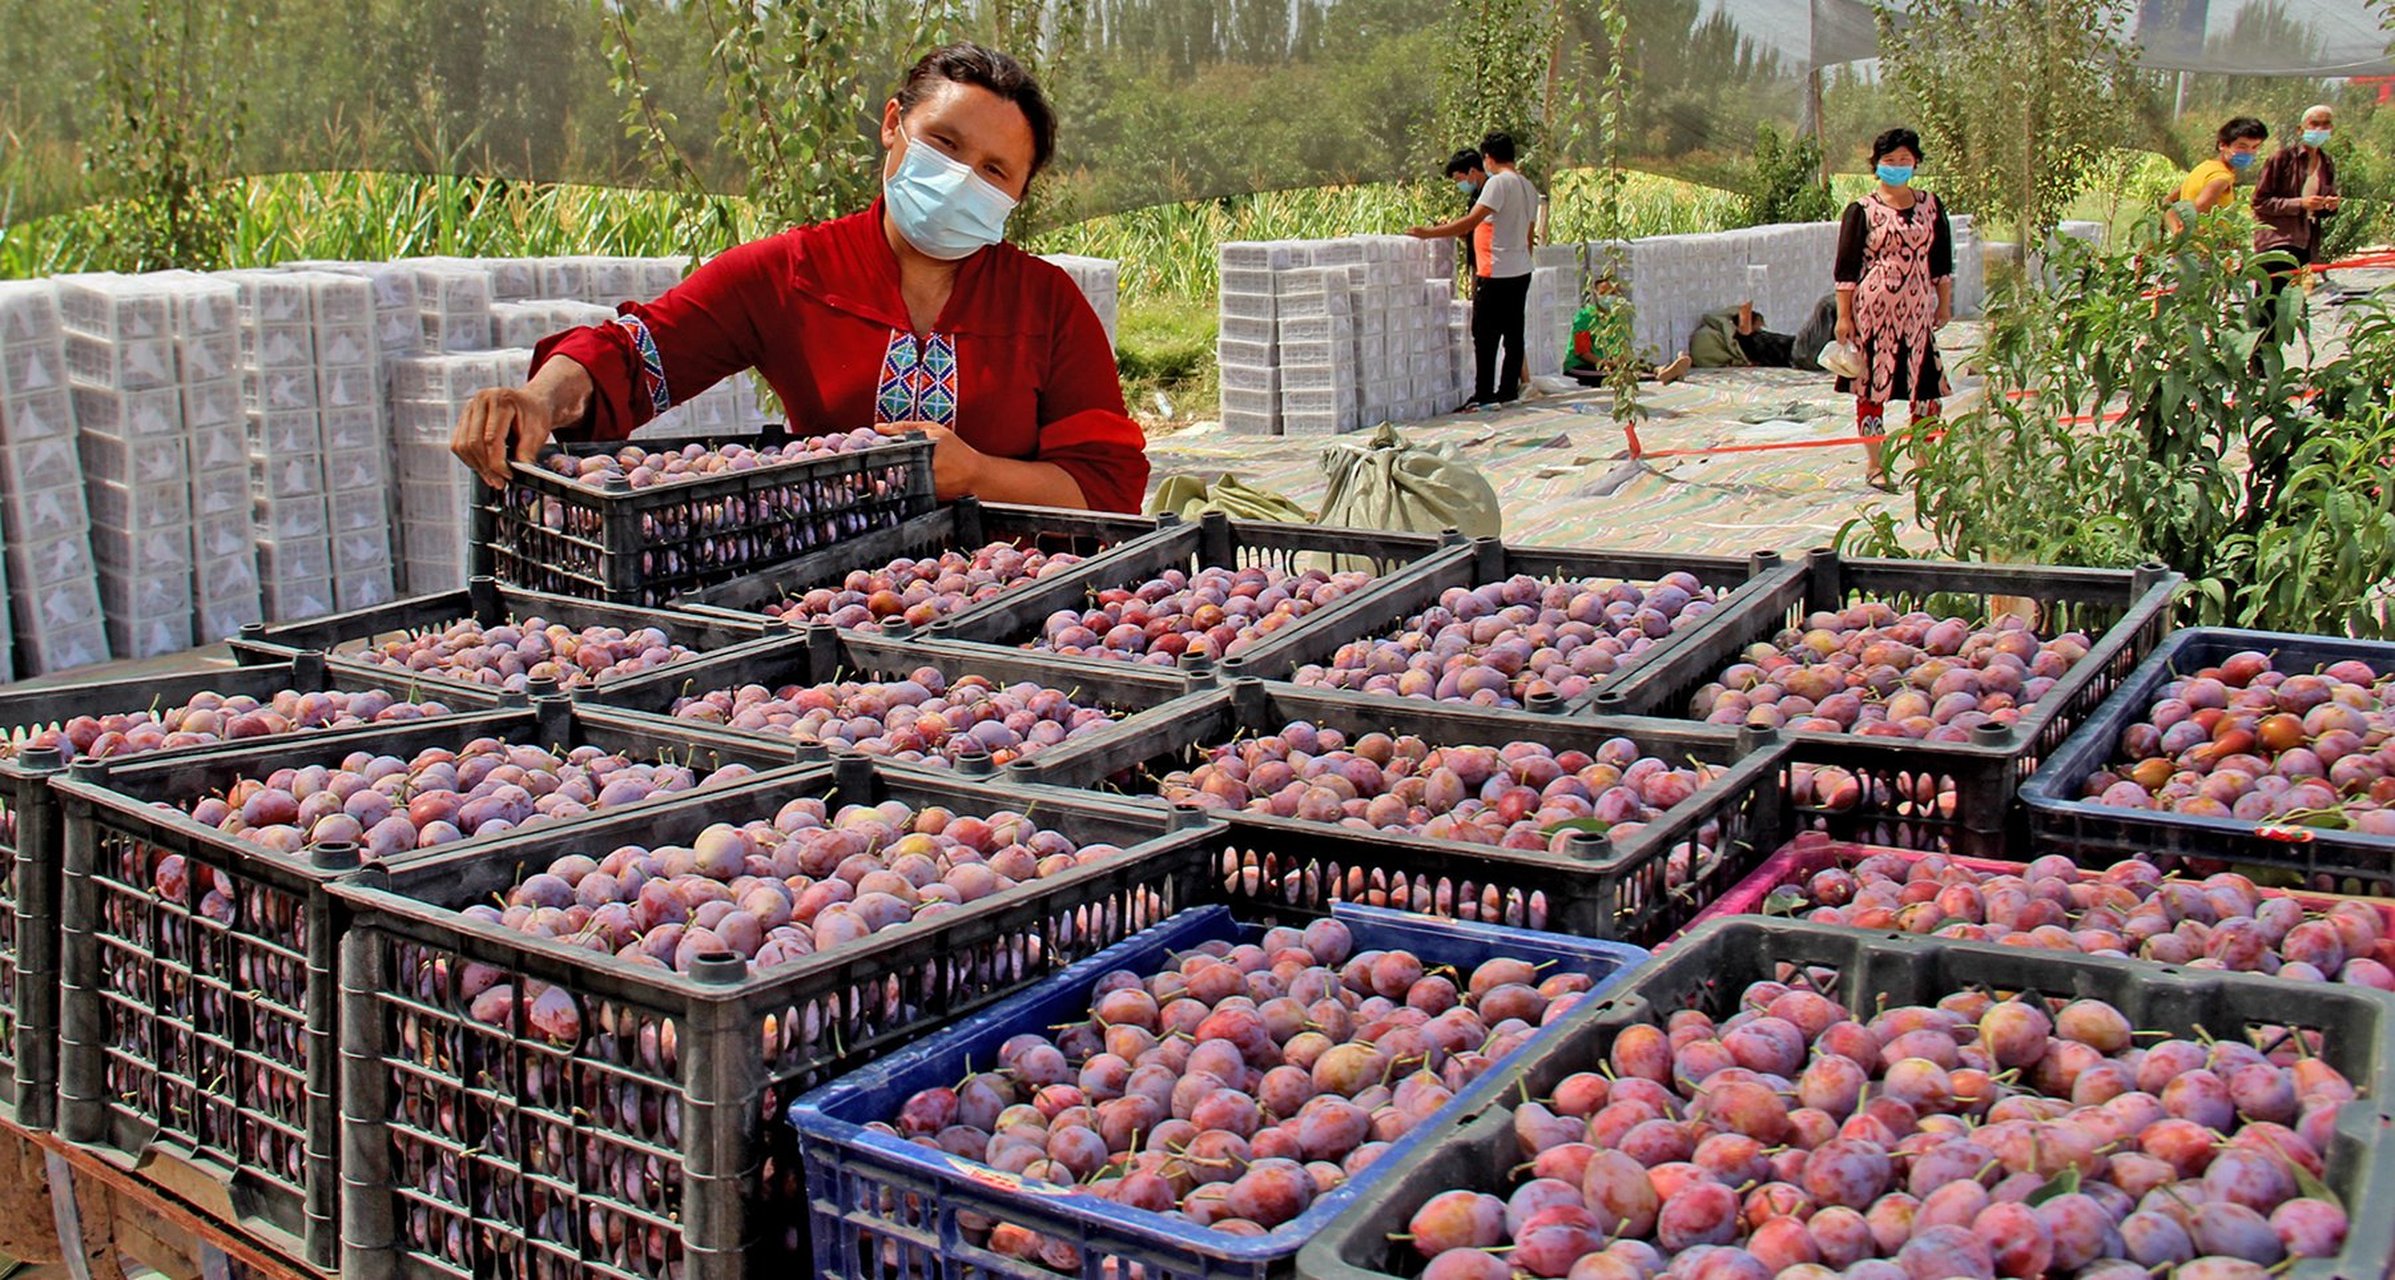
xmin=450 ymin=44 xmax=1149 ymax=513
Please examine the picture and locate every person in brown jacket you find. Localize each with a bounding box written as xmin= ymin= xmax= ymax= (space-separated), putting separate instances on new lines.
xmin=2251 ymin=104 xmax=2341 ymax=347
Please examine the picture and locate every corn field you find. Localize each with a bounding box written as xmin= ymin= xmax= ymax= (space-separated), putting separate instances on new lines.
xmin=0 ymin=168 xmax=1747 ymax=309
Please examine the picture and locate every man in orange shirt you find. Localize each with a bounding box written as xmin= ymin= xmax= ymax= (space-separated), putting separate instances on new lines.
xmin=1444 ymin=149 xmax=1486 ymax=279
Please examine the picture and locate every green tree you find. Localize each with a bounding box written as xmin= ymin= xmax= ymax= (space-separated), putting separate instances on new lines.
xmin=1737 ymin=123 xmax=1834 ymax=227
xmin=1875 ymin=0 xmax=2138 ymax=262
xmin=1436 ymin=0 xmax=1559 ymax=174
xmin=84 ymin=0 xmax=251 ymax=270
xmin=1844 ymin=217 xmax=2395 ymax=637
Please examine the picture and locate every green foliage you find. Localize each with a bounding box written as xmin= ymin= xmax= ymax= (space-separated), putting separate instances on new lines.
xmin=1875 ymin=0 xmax=2139 ymax=252
xmin=1841 ymin=216 xmax=2395 ymax=637
xmin=1589 ymin=0 xmax=1643 ymax=426
xmin=2318 ymin=103 xmax=2395 ymax=264
xmin=81 ymin=0 xmax=251 ymax=271
xmin=1736 ymin=124 xmax=1834 ymax=227
xmin=1437 ymin=0 xmax=1561 ymax=178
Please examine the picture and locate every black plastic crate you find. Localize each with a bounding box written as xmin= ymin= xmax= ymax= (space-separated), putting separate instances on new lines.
xmin=0 ymin=655 xmax=503 ymax=1136
xmin=2023 ymin=627 xmax=2395 ymax=895
xmin=50 ymin=701 xmax=805 ymax=1271
xmin=330 ymin=756 xmax=1225 ymax=1280
xmin=1296 ymin=916 xmax=2395 ymax=1280
xmin=1259 ymin=536 xmax=1795 ymax=700
xmin=578 ymin=621 xmax=1206 ymax=770
xmin=1015 ymin=679 xmax=1788 ymax=945
xmin=1589 ymin=548 xmax=2182 ymax=857
xmin=922 ymin=510 xmax=1461 ymax=669
xmin=673 ymin=497 xmax=1171 ymax=632
xmin=230 ymin=575 xmax=773 ymax=695
xmin=472 ymin=427 xmax=936 ymax=606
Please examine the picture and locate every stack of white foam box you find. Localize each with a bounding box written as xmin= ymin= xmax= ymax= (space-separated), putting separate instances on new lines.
xmin=58 ymin=275 xmax=197 ymax=660
xmin=1216 ymin=241 xmax=1296 ymax=434
xmin=298 ymin=272 xmax=397 ymax=612
xmin=0 ymin=283 xmax=104 ymax=675
xmin=1344 ymin=234 xmax=1461 ymax=425
xmin=1525 ymin=266 xmax=1570 ymax=380
xmin=220 ymin=270 xmax=335 ymax=623
xmin=148 ymin=272 xmax=261 ymax=644
xmin=631 ymin=376 xmax=777 ymax=439
xmin=1274 ymin=262 xmax=1359 ymax=436
xmin=388 ymin=349 xmax=530 ymax=593
xmin=1038 ymin=254 xmax=1120 ymax=346
xmin=1950 ymin=215 xmax=1986 ymax=319
xmin=398 ymin=261 xmax=497 ymax=355
xmin=490 ymin=299 xmax=618 ymax=351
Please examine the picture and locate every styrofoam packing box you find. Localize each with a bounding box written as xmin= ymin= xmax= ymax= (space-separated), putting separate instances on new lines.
xmin=176 ymin=329 xmax=239 ymax=383
xmin=0 ymin=281 xmax=63 ymax=348
xmin=321 ymin=406 xmax=381 ymax=453
xmin=191 ymin=469 xmax=247 ymax=520
xmin=1218 ymin=241 xmax=1308 ymax=272
xmin=537 ymin=259 xmax=589 ymax=301
xmin=395 ymin=444 xmax=468 ymax=488
xmin=88 ymin=527 xmax=190 ymax=577
xmin=390 ymin=351 xmax=514 ymax=403
xmin=317 ymin=363 xmax=379 ymax=412
xmin=198 ymin=595 xmax=266 ymax=646
xmin=252 ymin=451 xmax=328 ymax=501
xmin=257 ymin=535 xmax=332 ymax=583
xmin=484 ymin=259 xmax=542 ymax=303
xmin=325 ymin=448 xmax=389 ymax=494
xmin=1281 ymin=411 xmax=1342 ymax=436
xmin=97 ymin=558 xmax=195 ymax=611
xmin=262 ymin=580 xmax=333 ymax=623
xmin=0 ymin=391 xmax=72 ymax=446
xmin=316 ymin=325 xmax=375 ymax=368
xmin=54 ymin=275 xmax=171 ymax=340
xmin=1219 ymin=388 xmax=1278 ymax=419
xmin=333 ymin=530 xmax=392 ymax=574
xmin=4 ymin=484 xmax=91 ymax=542
xmin=80 ymin=431 xmax=186 ymax=487
xmin=240 ymin=323 xmax=315 ymax=371
xmin=197 ymin=552 xmax=260 ymax=605
xmin=1218 ymin=364 xmax=1279 ymax=394
xmin=244 ymin=367 xmax=316 ymax=412
xmin=421 ymin=311 xmax=491 ymax=354
xmin=63 ymin=333 xmax=177 ymax=391
xmin=0 ymin=436 xmax=81 ymax=496
xmin=398 ymin=513 xmax=468 ymax=554
xmin=1216 ymin=339 xmax=1272 ymax=368
xmin=216 ymin=270 xmax=314 ymax=326
xmin=0 ymin=339 xmax=65 ymax=401
xmin=87 ymin=478 xmax=190 ymax=534
xmin=196 ymin=511 xmax=252 ymax=561
xmin=1220 ymin=292 xmax=1277 ymax=322
xmin=587 ymin=259 xmax=648 ymax=304
xmin=175 ymin=379 xmax=233 ymax=436
xmin=1218 ymin=316 xmax=1275 ymax=347
xmin=11 ymin=529 xmax=99 ymax=593
xmin=337 ymin=571 xmax=396 ymax=613
xmin=377 ymin=308 xmax=421 ymax=355
xmin=332 ymin=490 xmax=397 ymax=535
xmin=254 ymin=493 xmax=329 ymax=541
xmin=13 ymin=615 xmax=109 ymax=673
xmin=246 ymin=409 xmax=321 ymax=456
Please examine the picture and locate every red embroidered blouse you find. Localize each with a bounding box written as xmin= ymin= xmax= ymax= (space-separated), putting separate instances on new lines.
xmin=532 ymin=202 xmax=1151 ymax=513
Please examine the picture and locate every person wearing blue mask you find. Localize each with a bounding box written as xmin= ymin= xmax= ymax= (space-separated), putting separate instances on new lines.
xmin=1444 ymin=149 xmax=1487 ymax=279
xmin=2252 ymin=104 xmax=2342 ymax=347
xmin=2167 ymin=117 xmax=2268 ymax=233
xmin=452 ymin=43 xmax=1150 ymax=513
xmin=1832 ymin=127 xmax=1953 ymax=491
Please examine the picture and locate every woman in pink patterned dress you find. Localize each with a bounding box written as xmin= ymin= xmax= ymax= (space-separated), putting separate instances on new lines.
xmin=1834 ymin=127 xmax=1955 ymax=490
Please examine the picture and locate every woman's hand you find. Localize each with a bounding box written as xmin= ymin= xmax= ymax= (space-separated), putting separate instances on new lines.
xmin=1933 ymin=300 xmax=1952 ymax=329
xmin=452 ymin=387 xmax=559 ymax=488
xmin=876 ymin=420 xmax=987 ymax=499
xmin=1835 ymin=315 xmax=1857 ymax=347
xmin=2304 ymin=193 xmax=2334 ymax=212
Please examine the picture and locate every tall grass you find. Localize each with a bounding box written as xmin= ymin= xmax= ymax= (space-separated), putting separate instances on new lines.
xmin=3 ymin=168 xmax=1746 ymax=307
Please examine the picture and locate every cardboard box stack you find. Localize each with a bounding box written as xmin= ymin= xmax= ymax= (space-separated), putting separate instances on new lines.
xmin=0 ymin=282 xmax=103 ymax=675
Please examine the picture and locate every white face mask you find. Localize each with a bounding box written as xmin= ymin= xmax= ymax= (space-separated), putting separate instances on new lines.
xmin=884 ymin=128 xmax=1019 ymax=261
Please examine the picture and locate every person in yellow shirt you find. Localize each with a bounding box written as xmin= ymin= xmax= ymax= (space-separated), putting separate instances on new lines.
xmin=2168 ymin=117 xmax=2268 ymax=232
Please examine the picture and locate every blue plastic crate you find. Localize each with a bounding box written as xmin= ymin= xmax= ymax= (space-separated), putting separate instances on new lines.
xmin=2021 ymin=627 xmax=2395 ymax=894
xmin=788 ymin=903 xmax=1649 ymax=1280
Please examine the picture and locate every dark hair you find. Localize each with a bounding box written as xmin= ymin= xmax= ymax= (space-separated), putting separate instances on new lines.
xmin=1479 ymin=132 xmax=1517 ymax=165
xmin=897 ymin=43 xmax=1058 ymax=178
xmin=1869 ymin=127 xmax=1924 ymax=164
xmin=1444 ymin=149 xmax=1483 ymax=178
xmin=2217 ymin=116 xmax=2268 ymax=147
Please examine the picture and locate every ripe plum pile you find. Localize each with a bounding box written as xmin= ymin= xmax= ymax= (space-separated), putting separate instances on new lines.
xmin=356 ymin=618 xmax=693 ymax=692
xmin=1034 ymin=565 xmax=1374 ymax=666
xmin=765 ymin=543 xmax=1086 ymax=632
xmin=671 ymin=668 xmax=1117 ymax=768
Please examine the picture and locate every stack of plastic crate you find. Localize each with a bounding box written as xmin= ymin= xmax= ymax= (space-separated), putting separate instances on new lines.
xmin=387 ymin=348 xmax=531 ymax=592
xmin=297 ymin=272 xmax=396 ymax=612
xmin=1216 ymin=241 xmax=1299 ymax=435
xmin=151 ymin=272 xmax=262 ymax=643
xmin=57 ymin=275 xmax=195 ymax=660
xmin=0 ymin=282 xmax=104 ymax=675
xmin=1037 ymin=253 xmax=1120 ymax=346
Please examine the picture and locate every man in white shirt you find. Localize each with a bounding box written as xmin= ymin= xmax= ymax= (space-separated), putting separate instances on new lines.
xmin=1410 ymin=131 xmax=1540 ymax=408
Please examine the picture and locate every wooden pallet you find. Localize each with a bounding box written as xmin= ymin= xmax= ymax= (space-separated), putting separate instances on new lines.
xmin=0 ymin=1115 xmax=318 ymax=1280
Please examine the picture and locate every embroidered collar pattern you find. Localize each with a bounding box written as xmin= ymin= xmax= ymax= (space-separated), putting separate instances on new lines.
xmin=874 ymin=330 xmax=958 ymax=427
